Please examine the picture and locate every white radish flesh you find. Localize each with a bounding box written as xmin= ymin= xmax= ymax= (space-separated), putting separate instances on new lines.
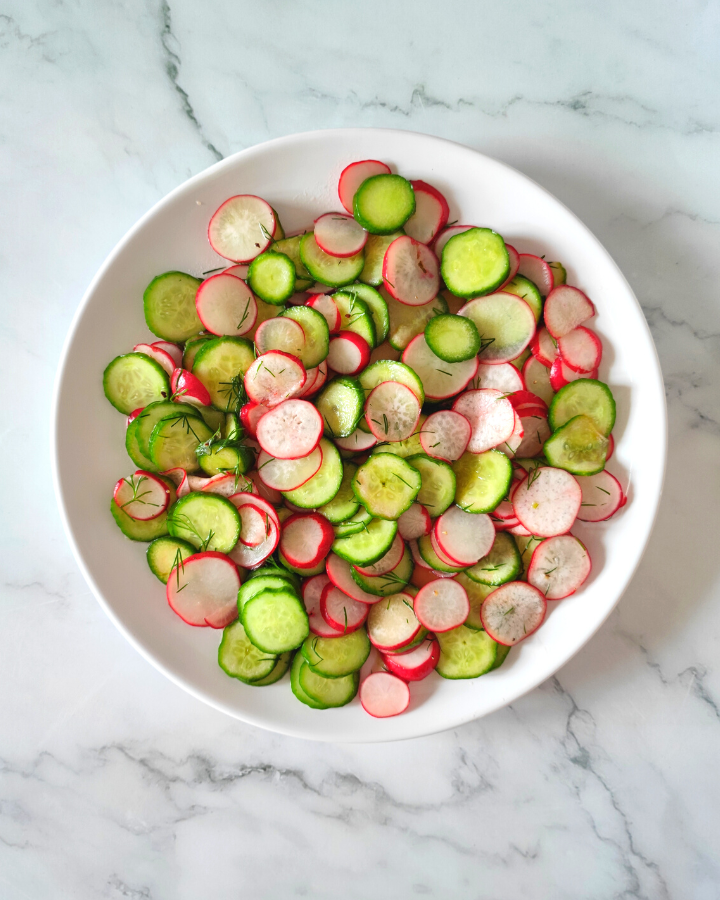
xmin=325 ymin=553 xmax=384 ymax=604
xmin=224 ymin=263 xmax=250 ymax=279
xmin=257 ymin=445 xmax=323 ymax=491
xmin=113 ymin=471 xmax=169 ymax=521
xmin=522 ymin=356 xmax=555 ymax=406
xmin=481 ymin=581 xmax=547 ymax=645
xmin=452 ymin=389 xmax=516 ymax=453
xmin=527 ymin=534 xmax=591 ymax=600
xmin=302 ymin=574 xmax=344 ymax=636
xmin=402 ymin=334 xmax=478 ymax=400
xmin=458 ymin=293 xmax=536 ymax=364
xmin=208 ymin=194 xmax=276 ymax=263
xmin=544 ymin=285 xmax=595 ymax=338
xmin=327 ymin=332 xmax=371 ymax=375
xmin=360 ymin=672 xmax=410 ymax=718
xmin=365 ymin=381 xmax=421 ymax=442
xmin=238 ymin=503 xmax=271 ymax=547
xmin=512 ymin=467 xmax=582 ymax=537
xmin=166 ymin=552 xmax=240 ymax=628
xmin=151 ymin=341 xmax=183 ymax=368
xmin=517 ymin=254 xmax=554 ymax=296
xmin=195 ymin=273 xmax=257 ymax=337
xmin=255 ymin=399 xmax=323 ymax=459
xmin=245 ymin=352 xmax=306 ymax=408
xmin=403 ymin=180 xmax=449 ymax=245
xmin=499 ymin=244 xmax=521 ymax=288
xmin=280 ymin=513 xmax=334 ymax=567
xmin=240 ymin=401 xmax=269 ymax=438
xmin=367 ymin=592 xmax=422 ymax=650
xmin=434 ymin=507 xmax=495 ymax=566
xmin=420 ymin=410 xmax=471 ymax=461
xmin=414 ymin=579 xmax=470 ymax=632
xmin=558 ymin=326 xmax=602 ymax=373
xmin=383 ymin=236 xmax=440 ymax=306
xmin=307 ymin=293 xmax=341 ymax=333
xmin=314 ymin=212 xmax=368 ymax=257
xmin=472 ymin=362 xmax=525 ymax=393
xmin=398 ymin=503 xmax=432 ymax=540
xmin=334 ymin=427 xmax=378 ymax=452
xmin=503 ymin=412 xmax=525 ymax=458
xmin=530 ymin=326 xmax=559 ymax=367
xmin=576 ymin=470 xmax=625 ymax=522
xmin=549 ymin=357 xmax=598 ymax=392
xmin=170 ymin=368 xmax=212 ymax=407
xmin=133 ymin=343 xmax=176 ymax=377
xmin=514 ymin=414 xmax=551 ymax=458
xmin=381 ymin=638 xmax=439 ymax=681
xmin=320 ymin=584 xmax=369 ymax=632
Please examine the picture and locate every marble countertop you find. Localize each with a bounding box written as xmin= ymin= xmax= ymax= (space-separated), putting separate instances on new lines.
xmin=3 ymin=1 xmax=719 ymax=897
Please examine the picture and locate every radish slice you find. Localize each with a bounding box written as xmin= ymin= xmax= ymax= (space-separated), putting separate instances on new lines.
xmin=354 ymin=533 xmax=404 ymax=576
xmin=280 ymin=513 xmax=334 ymax=568
xmin=195 ymin=273 xmax=257 ymax=337
xmin=151 ymin=341 xmax=183 ymax=367
xmin=557 ymin=326 xmax=602 ymax=373
xmin=228 ymin=491 xmax=280 ymax=531
xmin=367 ymin=592 xmax=422 ymax=651
xmin=434 ymin=507 xmax=495 ymax=566
xmin=133 ymin=343 xmax=175 ymax=377
xmin=208 ymin=195 xmax=276 ymax=263
xmin=326 ymin=553 xmax=384 ymax=604
xmin=527 ymin=534 xmax=591 ymax=600
xmin=503 ymin=412 xmax=525 ymax=458
xmin=296 ymin=364 xmax=320 ymax=399
xmin=433 ymin=224 xmax=472 ymax=258
xmin=414 ymin=579 xmax=470 ymax=632
xmin=245 ymin=351 xmax=306 ymax=407
xmin=517 ymin=254 xmax=554 ymax=296
xmin=247 ymin=469 xmax=282 ymax=505
xmin=408 ymin=539 xmax=453 ymax=578
xmin=314 ymin=212 xmax=368 ymax=258
xmin=515 ymin=414 xmax=551 ymax=458
xmin=238 ymin=503 xmax=271 ymax=547
xmin=513 ymin=467 xmax=582 ymax=537
xmin=419 ymin=410 xmax=471 ymax=461
xmin=170 ymin=368 xmax=212 ymax=407
xmin=498 ymin=244 xmax=521 ymax=289
xmin=227 ymin=517 xmax=278 ymax=568
xmin=239 ymin=401 xmax=269 ymax=438
xmin=307 ymin=293 xmax=341 ymax=333
xmin=320 ymin=584 xmax=369 ymax=633
xmin=224 ymin=263 xmax=250 ymax=279
xmin=310 ymin=360 xmax=328 ymax=394
xmin=257 ymin=445 xmax=323 ymax=491
xmin=334 ymin=427 xmax=378 ymax=452
xmin=254 ymin=316 xmax=306 ymax=358
xmin=338 ymin=159 xmax=391 ymax=214
xmin=509 ymin=522 xmax=532 ymax=536
xmin=381 ymin=637 xmax=439 ymax=681
xmin=166 ymin=551 xmax=240 ymax=628
xmin=255 ymin=399 xmax=323 ymax=459
xmin=544 ymin=285 xmax=595 ymax=338
xmin=365 ymin=381 xmax=421 ymax=442
xmin=162 ymin=466 xmax=190 ymax=498
xmin=327 ymin=331 xmax=371 ymax=375
xmin=402 ymin=334 xmax=478 ymax=400
xmin=403 ymin=180 xmax=450 ymax=245
xmin=198 ymin=473 xmax=246 ymax=497
xmin=430 ymin=531 xmax=465 ymax=569
xmin=452 ymin=389 xmax=516 ymax=453
xmin=398 ymin=503 xmax=432 ymax=540
xmin=481 ymin=582 xmax=546 ymax=645
xmin=530 ymin=327 xmax=558 ymax=368
xmin=360 ymin=672 xmax=410 ymax=718
xmin=113 ymin=471 xmax=170 ymax=521
xmin=302 ymin=574 xmax=343 ymax=636
xmin=472 ymin=362 xmax=525 ymax=393
xmin=126 ymin=407 xmax=144 ymax=427
xmin=549 ymin=357 xmax=598 ymax=392
xmin=576 ymin=470 xmax=624 ymax=521
xmin=383 ymin=236 xmax=440 ymax=306
xmin=522 ymin=356 xmax=555 ymax=406
xmin=509 ymin=390 xmax=548 ymax=415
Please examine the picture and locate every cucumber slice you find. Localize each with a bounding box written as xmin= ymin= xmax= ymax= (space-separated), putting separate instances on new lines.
xmin=167 ymin=492 xmax=241 ymax=552
xmin=271 ymin=235 xmax=314 ymax=290
xmin=183 ymin=335 xmax=212 ymax=370
xmin=406 ymin=454 xmax=456 ymax=516
xmin=248 ymin=251 xmax=296 ymax=304
xmin=316 ymin=376 xmax=365 ymax=438
xmin=453 ymin=450 xmax=513 ymax=514
xmin=416 ymin=534 xmax=466 ymax=574
xmin=252 ymin=651 xmax=293 ymax=686
xmin=143 ymin=271 xmax=202 ymax=342
xmin=146 ymin=535 xmax=195 ymax=583
xmin=196 ymin=405 xmax=226 ymax=433
xmin=242 ymin=587 xmax=309 ymax=653
xmin=218 ymin=620 xmax=277 ymax=683
xmin=299 ymin=233 xmax=364 ymax=287
xmin=544 ymin=414 xmax=609 ymax=475
xmin=441 ymin=228 xmax=509 ymax=298
xmin=134 ymin=400 xmax=202 ymax=460
xmin=385 ymin=288 xmax=448 ymax=351
xmin=280 ymin=305 xmax=330 ymax=369
xmin=149 ymin=412 xmax=214 ymax=472
xmin=548 ymin=378 xmax=616 ymax=436
xmin=291 ymin=653 xmax=328 ymax=709
xmin=436 ymin=625 xmax=498 ymax=678
xmin=353 ymin=174 xmax=415 ymax=234
xmin=192 ymin=337 xmax=255 ymax=410
xmin=125 ymin=417 xmax=156 ymax=471
xmin=371 ymin=413 xmax=427 ymax=460
xmin=360 ymin=231 xmax=404 ymax=286
xmin=299 ymin=665 xmax=359 ymax=707
xmin=548 ymin=261 xmax=567 ymax=285
xmin=334 ymin=504 xmax=372 ymax=537
xmin=454 ymin=572 xmax=495 ymax=630
xmin=359 ymin=359 xmax=424 ymax=404
xmin=332 ymin=291 xmax=377 ymax=348
xmin=103 ymin=353 xmax=170 ymax=415
xmin=343 ymin=283 xmax=389 ymax=344
xmin=353 ymin=455 xmax=421 ymax=520
xmin=332 ymin=517 xmax=398 ymax=566
xmin=301 ymin=629 xmax=371 ymax=677
xmin=503 ymin=275 xmax=543 ymax=322
xmin=110 ymin=499 xmax=169 ymax=542
xmin=282 ymin=437 xmax=343 ymax=508
xmin=198 ymin=412 xmax=254 ymax=477
xmin=351 ymin=545 xmax=413 ymax=596
xmin=424 ymin=314 xmax=480 ymax=362
xmin=317 ymin=462 xmax=360 ymax=524
xmin=492 ymin=644 xmax=512 ymax=670
xmin=238 ymin=574 xmax=298 ymax=615
xmin=465 ymin=532 xmax=521 ymax=586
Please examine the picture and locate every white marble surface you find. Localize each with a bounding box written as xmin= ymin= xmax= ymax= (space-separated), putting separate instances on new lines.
xmin=2 ymin=0 xmax=719 ymax=897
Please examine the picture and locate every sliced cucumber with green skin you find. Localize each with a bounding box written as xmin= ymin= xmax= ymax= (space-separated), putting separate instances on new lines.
xmin=359 ymin=359 xmax=424 ymax=404
xmin=299 ymin=664 xmax=359 ymax=707
xmin=183 ymin=335 xmax=212 ymax=370
xmin=424 ymin=314 xmax=480 ymax=362
xmin=198 ymin=413 xmax=255 ymax=477
xmin=103 ymin=353 xmax=170 ymax=415
xmin=544 ymin=414 xmax=609 ymax=475
xmin=318 ymin=462 xmax=360 ymax=524
xmin=238 ymin=574 xmax=297 ymax=616
xmin=453 ymin=450 xmax=513 ymax=514
xmin=278 ymin=548 xmax=327 ymax=577
xmin=242 ymin=588 xmax=309 ymax=654
xmin=454 ymin=572 xmax=495 ymax=630
xmin=282 ymin=437 xmax=343 ymax=508
xmin=299 ymin=233 xmax=364 ymax=287
xmin=441 ymin=228 xmax=510 ymax=298
xmin=385 ymin=288 xmax=448 ymax=351
xmin=134 ymin=400 xmax=202 ymax=460
xmin=353 ymin=174 xmax=415 ymax=234
xmin=503 ymin=275 xmax=543 ymax=322
xmin=351 ymin=544 xmax=413 ymax=596
xmin=146 ymin=535 xmax=195 ymax=583
xmin=248 ymin=251 xmax=296 ymax=304
xmin=465 ymin=533 xmax=521 ymax=586
xmin=332 ymin=517 xmax=398 ymax=566
xmin=406 ymin=454 xmax=456 ymax=516
xmin=196 ymin=405 xmax=226 ymax=433
xmin=192 ymin=336 xmax=255 ymax=410
xmin=143 ymin=271 xmax=203 ymax=342
xmin=110 ymin=499 xmax=169 ymax=542
xmin=125 ymin=418 xmax=156 ymax=471
xmin=548 ymin=378 xmax=616 ymax=436
xmin=252 ymin=651 xmax=293 ymax=686
xmin=218 ymin=620 xmax=277 ymax=683
xmin=167 ymin=492 xmax=241 ymax=552
xmin=436 ymin=625 xmax=498 ymax=678
xmin=416 ymin=533 xmax=466 ymax=574
xmin=247 ymin=563 xmax=301 ymax=588
xmin=360 ymin=231 xmax=404 ymax=286
xmin=149 ymin=412 xmax=214 ymax=472
xmin=343 ymin=283 xmax=389 ymax=344
xmin=316 ymin=376 xmax=365 ymax=438
xmin=353 ymin=455 xmax=421 ymax=520
xmin=371 ymin=413 xmax=427 ymax=460
xmin=491 ymin=644 xmax=512 ymax=670
xmin=301 ymin=629 xmax=371 ymax=677
xmin=272 ymin=234 xmax=314 ymax=290
xmin=291 ymin=653 xmax=328 ymax=709
xmin=280 ymin=305 xmax=330 ymax=369
xmin=332 ymin=291 xmax=377 ymax=348
xmin=548 ymin=261 xmax=567 ymax=285
xmin=333 ymin=504 xmax=372 ymax=537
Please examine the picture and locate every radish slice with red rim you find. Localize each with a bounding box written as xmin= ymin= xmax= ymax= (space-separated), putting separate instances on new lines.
xmin=280 ymin=513 xmax=334 ymax=568
xmin=481 ymin=581 xmax=547 ymax=645
xmin=514 ymin=414 xmax=551 ymax=458
xmin=509 ymin=390 xmax=548 ymax=414
xmin=238 ymin=503 xmax=272 ymax=547
xmin=398 ymin=503 xmax=432 ymax=540
xmin=365 ymin=380 xmax=421 ymax=442
xmin=151 ymin=341 xmax=183 ymax=368
xmin=307 ymin=293 xmax=341 ymax=333
xmin=502 ymin=412 xmax=525 ymax=457
xmin=498 ymin=244 xmax=521 ymax=289
xmin=430 ymin=531 xmax=465 ymax=569
xmin=434 ymin=507 xmax=495 ymax=566
xmin=162 ymin=466 xmax=190 ymax=497
xmin=354 ymin=532 xmax=404 ymax=576
xmin=314 ymin=212 xmax=368 ymax=258
xmin=527 ymin=534 xmax=591 ymax=600
xmin=245 ymin=351 xmax=306 ymax=407
xmin=360 ymin=672 xmax=410 ymax=718
xmin=247 ymin=470 xmax=282 ymax=505
xmin=320 ymin=584 xmax=369 ymax=633
xmin=517 ymin=254 xmax=554 ymax=296
xmin=471 ymin=362 xmax=525 ymax=393
xmin=452 ymin=389 xmax=516 ymax=453
xmin=170 ymin=368 xmax=212 ymax=407
xmin=208 ymin=195 xmax=276 ymax=263
xmin=420 ymin=410 xmax=471 ymax=461
xmin=195 ymin=273 xmax=257 ymax=337
xmin=403 ymin=180 xmax=450 ymax=245
xmin=414 ymin=579 xmax=470 ymax=632
xmin=198 ymin=473 xmax=246 ymax=497
xmin=522 ymin=355 xmax=555 ymax=406
xmin=133 ymin=343 xmax=176 ymax=377
xmin=302 ymin=574 xmax=343 ymax=636
xmin=367 ymin=592 xmax=422 ymax=651
xmin=383 ymin=236 xmax=440 ymax=306
xmin=255 ymin=398 xmax=323 ymax=459
xmin=512 ymin=466 xmax=581 ymax=537
xmin=432 ymin=224 xmax=473 ymax=258
xmin=166 ymin=551 xmax=240 ymax=628
xmin=575 ymin=470 xmax=624 ymax=521
xmin=338 ymin=159 xmax=391 ymax=214
xmin=557 ymin=326 xmax=602 ymax=373
xmin=239 ymin=400 xmax=269 ymax=438
xmin=327 ymin=331 xmax=371 ymax=375
xmin=126 ymin=407 xmax=144 ymax=427
xmin=228 ymin=491 xmax=280 ymax=531
xmin=113 ymin=471 xmax=170 ymax=521
xmin=381 ymin=637 xmax=439 ymax=681
xmin=254 ymin=316 xmax=306 ymax=358
xmin=224 ymin=263 xmax=250 ymax=279
xmin=544 ymin=285 xmax=595 ymax=338
xmin=334 ymin=427 xmax=378 ymax=452
xmin=530 ymin=327 xmax=558 ymax=368
xmin=257 ymin=445 xmax=323 ymax=491
xmin=549 ymin=357 xmax=598 ymax=392
xmin=402 ymin=334 xmax=478 ymax=400
xmin=227 ymin=518 xmax=278 ymax=568
xmin=326 ymin=553 xmax=384 ymax=604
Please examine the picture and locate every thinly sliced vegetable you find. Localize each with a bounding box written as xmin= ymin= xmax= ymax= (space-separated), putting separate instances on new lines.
xmin=481 ymin=582 xmax=546 ymax=645
xmin=167 ymin=551 xmax=240 ymax=628
xmin=208 ymin=195 xmax=276 ymax=263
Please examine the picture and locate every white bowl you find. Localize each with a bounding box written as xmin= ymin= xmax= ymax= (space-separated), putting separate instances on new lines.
xmin=52 ymin=129 xmax=666 ymax=742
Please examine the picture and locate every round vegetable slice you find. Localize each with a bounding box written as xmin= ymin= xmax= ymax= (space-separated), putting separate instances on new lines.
xmin=359 ymin=359 xmax=424 ymax=404
xmin=307 ymin=293 xmax=341 ymax=333
xmin=424 ymin=314 xmax=480 ymax=362
xmin=208 ymin=195 xmax=276 ymax=263
xmin=282 ymin=437 xmax=343 ymax=509
xmin=244 ymin=351 xmax=306 ymax=408
xmin=360 ymin=672 xmax=410 ymax=718
xmin=352 ymin=454 xmax=421 ymax=520
xmin=314 ymin=212 xmax=368 ymax=257
xmin=517 ymin=254 xmax=554 ymax=297
xmin=354 ymin=532 xmax=404 ymax=576
xmin=527 ymin=534 xmax=591 ymax=600
xmin=353 ymin=174 xmax=415 ymax=234
xmin=338 ymin=159 xmax=391 ymax=213
xmin=419 ymin=410 xmax=471 ymax=462
xmin=381 ymin=638 xmax=439 ymax=681
xmin=512 ymin=466 xmax=582 ymax=537
xmin=166 ymin=551 xmax=240 ymax=628
xmin=481 ymin=582 xmax=547 ymax=646
xmin=434 ymin=507 xmax=495 ymax=566
xmin=557 ymin=326 xmax=602 ymax=373
xmin=472 ymin=362 xmax=525 ymax=393
xmin=133 ymin=343 xmax=175 ymax=377
xmin=575 ymin=470 xmax=625 ymax=522
xmin=113 ymin=471 xmax=170 ymax=521
xmin=414 ymin=579 xmax=470 ymax=633
xmin=143 ymin=272 xmax=203 ymax=342
xmin=320 ymin=584 xmax=369 ymax=633
xmin=403 ymin=180 xmax=449 ymax=245
xmin=435 ymin=625 xmax=498 ymax=678
xmin=103 ymin=353 xmax=170 ymax=415
xmin=280 ymin=512 xmax=335 ymax=569
xmin=192 ymin=336 xmax=255 ymax=411
xmin=548 ymin=378 xmax=616 ymax=436
xmin=458 ymin=292 xmax=536 ymax=363
xmin=299 ymin=233 xmax=364 ymax=287
xmin=397 ymin=502 xmax=432 ymax=540
xmin=327 ymin=332 xmax=371 ymax=375
xmin=365 ymin=381 xmax=421 ymax=442
xmin=254 ymin=316 xmax=306 ymax=358
xmin=452 ymin=389 xmax=516 ymax=453
xmin=256 ymin=399 xmax=323 ymax=459
xmin=326 ymin=553 xmax=384 ymax=605
xmin=453 ymin=450 xmax=513 ymax=514
xmin=402 ymin=334 xmax=478 ymax=400
xmin=257 ymin=445 xmax=323 ymax=491
xmin=195 ymin=273 xmax=257 ymax=337
xmin=383 ymin=236 xmax=440 ymax=306
xmin=248 ymin=251 xmax=296 ymax=304
xmin=544 ymin=285 xmax=595 ymax=338
xmin=544 ymin=414 xmax=609 ymax=475
xmin=367 ymin=591 xmax=422 ymax=650
xmin=441 ymin=228 xmax=509 ymax=298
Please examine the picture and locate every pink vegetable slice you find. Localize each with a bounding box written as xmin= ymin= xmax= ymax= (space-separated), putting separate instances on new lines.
xmin=113 ymin=470 xmax=170 ymax=521
xmin=522 ymin=355 xmax=555 ymax=406
xmin=402 ymin=334 xmax=478 ymax=401
xmin=166 ymin=551 xmax=240 ymax=628
xmin=360 ymin=672 xmax=410 ymax=718
xmin=354 ymin=533 xmax=404 ymax=576
xmin=171 ymin=368 xmax=212 ymax=407
xmin=432 ymin=224 xmax=473 ymax=258
xmin=255 ymin=398 xmax=323 ymax=459
xmin=498 ymin=244 xmax=521 ymax=289
xmin=302 ymin=574 xmax=344 ymax=637
xmin=397 ymin=503 xmax=432 ymax=541
xmin=557 ymin=326 xmax=602 ymax=373
xmin=254 ymin=316 xmax=306 ymax=358
xmin=575 ymin=470 xmax=625 ymax=522
xmin=527 ymin=534 xmax=591 ymax=600
xmin=549 ymin=357 xmax=598 ymax=392
xmin=195 ymin=273 xmax=257 ymax=337
xmin=326 ymin=553 xmax=384 ymax=604
xmin=514 ymin=414 xmax=551 ymax=458
xmin=280 ymin=513 xmax=334 ymax=568
xmin=383 ymin=236 xmax=440 ymax=306
xmin=133 ymin=343 xmax=175 ymax=377
xmin=419 ymin=410 xmax=471 ymax=461
xmin=434 ymin=507 xmax=495 ymax=566
xmin=414 ymin=578 xmax=470 ymax=633
xmin=307 ymin=293 xmax=341 ymax=333
xmin=481 ymin=581 xmax=547 ymax=646
xmin=314 ymin=212 xmax=368 ymax=258
xmin=238 ymin=503 xmax=271 ymax=547
xmin=338 ymin=159 xmax=391 ymax=214
xmin=530 ymin=326 xmax=559 ymax=368
xmin=512 ymin=466 xmax=582 ymax=537
xmin=244 ymin=351 xmax=306 ymax=407
xmin=403 ymin=180 xmax=450 ymax=245
xmin=471 ymin=362 xmax=525 ymax=393
xmin=151 ymin=341 xmax=182 ymax=368
xmin=381 ymin=638 xmax=439 ymax=681
xmin=327 ymin=331 xmax=371 ymax=375
xmin=367 ymin=592 xmax=422 ymax=651
xmin=257 ymin=445 xmax=323 ymax=491
xmin=334 ymin=427 xmax=378 ymax=452
xmin=320 ymin=584 xmax=369 ymax=633
xmin=517 ymin=254 xmax=554 ymax=297
xmin=208 ymin=195 xmax=276 ymax=263
xmin=452 ymin=389 xmax=516 ymax=453
xmin=365 ymin=381 xmax=421 ymax=442
xmin=544 ymin=285 xmax=595 ymax=338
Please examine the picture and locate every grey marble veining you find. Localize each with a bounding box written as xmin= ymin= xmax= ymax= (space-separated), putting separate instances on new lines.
xmin=2 ymin=1 xmax=720 ymax=897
